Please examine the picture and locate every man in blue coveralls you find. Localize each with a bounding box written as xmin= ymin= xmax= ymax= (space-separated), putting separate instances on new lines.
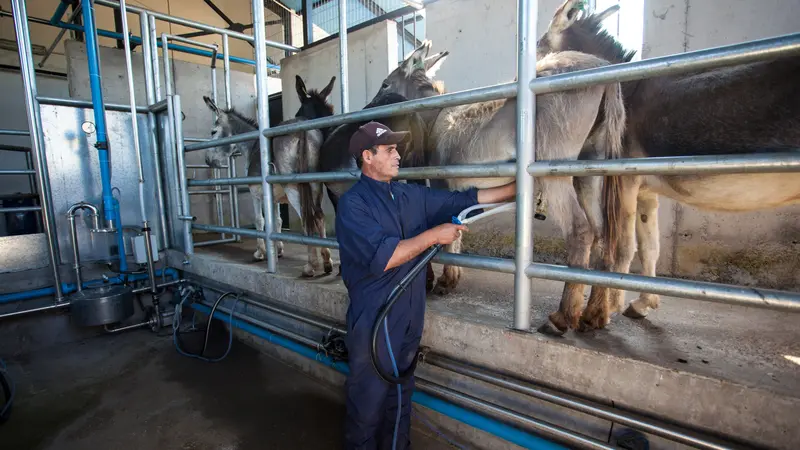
xmin=336 ymin=121 xmax=517 ymax=450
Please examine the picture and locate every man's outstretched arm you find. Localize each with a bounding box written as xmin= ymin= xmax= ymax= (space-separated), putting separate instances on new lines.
xmin=477 ymin=182 xmax=517 ymax=204
xmin=384 ymin=223 xmax=468 ymax=271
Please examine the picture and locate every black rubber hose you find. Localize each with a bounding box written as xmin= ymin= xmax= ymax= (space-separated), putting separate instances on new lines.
xmin=371 ymin=244 xmax=442 ymax=384
xmin=0 ymin=361 xmax=13 ymax=425
xmin=202 ymin=292 xmax=239 ymax=356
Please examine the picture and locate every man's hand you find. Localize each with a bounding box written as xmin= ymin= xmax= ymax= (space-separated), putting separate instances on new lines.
xmin=430 ymin=223 xmax=469 ymax=245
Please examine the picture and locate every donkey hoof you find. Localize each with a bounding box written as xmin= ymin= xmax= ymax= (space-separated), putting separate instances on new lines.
xmin=537 ymin=320 xmax=567 ymax=337
xmin=578 ymin=316 xmax=606 ymax=333
xmin=623 ymin=303 xmax=649 ymax=319
xmin=253 ymin=250 xmax=265 ymax=261
xmin=324 ymin=261 xmax=333 ymax=274
xmin=431 ymin=282 xmax=452 ymax=296
xmin=301 ymin=269 xmax=315 ymax=278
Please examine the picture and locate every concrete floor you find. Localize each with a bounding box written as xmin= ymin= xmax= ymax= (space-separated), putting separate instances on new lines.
xmin=194 ymin=236 xmax=800 ymax=399
xmin=0 ymin=314 xmax=457 ymax=450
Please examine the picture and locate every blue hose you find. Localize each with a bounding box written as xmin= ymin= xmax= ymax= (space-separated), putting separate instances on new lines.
xmin=383 ymin=319 xmax=402 ymax=450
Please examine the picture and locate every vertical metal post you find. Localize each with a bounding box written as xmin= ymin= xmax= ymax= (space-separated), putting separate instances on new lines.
xmin=120 ymin=0 xmax=158 ymax=298
xmin=213 ymin=167 xmax=224 ymax=237
xmin=513 ymin=0 xmax=537 ymax=331
xmin=228 ymin=154 xmax=240 ymax=242
xmin=172 ymin=94 xmax=193 ymax=254
xmin=303 ymin=0 xmax=313 ymax=46
xmin=11 ymin=0 xmax=64 ymax=302
xmin=223 ymin=34 xmax=232 ymax=109
xmin=150 ymin=15 xmax=161 ymax=101
xmin=139 ymin=11 xmax=170 ymax=248
xmin=162 ymin=34 xmax=173 ymax=96
xmin=338 ymin=0 xmax=349 ymax=113
xmin=252 ymin=0 xmax=277 ymax=272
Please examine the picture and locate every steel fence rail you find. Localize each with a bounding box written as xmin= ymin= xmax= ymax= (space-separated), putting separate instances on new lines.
xmin=94 ymin=0 xmax=300 ymax=53
xmin=0 ymin=129 xmax=30 ymax=136
xmin=187 ymin=163 xmax=517 ymax=187
xmin=529 ymin=32 xmax=800 ymax=95
xmin=528 ymin=152 xmax=800 ymax=176
xmin=37 ymin=96 xmax=149 ymax=114
xmin=525 ymin=264 xmax=800 ymax=312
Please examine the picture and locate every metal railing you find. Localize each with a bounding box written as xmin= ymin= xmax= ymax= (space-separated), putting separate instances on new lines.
xmin=175 ymin=6 xmax=800 ymax=332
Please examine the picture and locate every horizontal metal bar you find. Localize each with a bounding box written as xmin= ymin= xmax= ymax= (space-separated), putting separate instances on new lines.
xmin=149 ymin=99 xmax=169 ymax=113
xmin=0 ymin=129 xmax=30 ymax=136
xmin=187 ymin=164 xmax=228 ymax=169
xmin=530 ymin=32 xmax=800 ymax=95
xmin=433 ymin=252 xmax=516 ymax=274
xmin=196 ymin=300 xmax=324 ymax=350
xmin=0 ymin=170 xmax=36 ymax=175
xmin=165 ymin=34 xmax=218 ymax=51
xmin=37 ymin=96 xmax=149 ymax=113
xmin=417 ymin=379 xmax=614 ymax=450
xmin=0 ymin=144 xmax=32 ymax=152
xmin=184 ymin=83 xmax=517 ymax=152
xmin=0 ymin=302 xmax=70 ymax=320
xmin=0 ymin=206 xmax=42 ymax=213
xmin=193 ymin=223 xmax=263 ymax=239
xmin=193 ymin=237 xmax=238 ymax=247
xmin=184 ymin=137 xmax=210 ymax=143
xmin=95 ymin=0 xmax=300 ymax=53
xmin=131 ymin=279 xmax=186 ymax=294
xmin=188 ymin=164 xmax=517 ymax=187
xmin=526 ymin=263 xmax=800 ymax=312
xmin=529 ymin=153 xmax=800 ymax=176
xmin=199 ymin=283 xmax=347 ymax=335
xmin=424 ymin=354 xmax=738 ymax=450
xmin=272 ymin=232 xmax=339 ymax=248
xmin=189 ymin=189 xmax=232 ymax=195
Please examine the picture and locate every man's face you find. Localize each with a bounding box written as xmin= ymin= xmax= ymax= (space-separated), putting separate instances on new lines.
xmin=362 ymin=144 xmax=400 ymax=181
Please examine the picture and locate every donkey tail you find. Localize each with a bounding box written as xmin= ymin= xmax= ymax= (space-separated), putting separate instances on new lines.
xmin=297 ymin=130 xmax=325 ymax=238
xmin=600 ymin=81 xmax=626 ymax=266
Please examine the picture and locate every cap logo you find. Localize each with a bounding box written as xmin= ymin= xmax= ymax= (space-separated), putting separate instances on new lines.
xmin=375 ymin=128 xmax=387 ymax=137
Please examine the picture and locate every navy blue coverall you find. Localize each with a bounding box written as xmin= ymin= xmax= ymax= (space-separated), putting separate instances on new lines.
xmin=335 ymin=173 xmax=478 ymax=450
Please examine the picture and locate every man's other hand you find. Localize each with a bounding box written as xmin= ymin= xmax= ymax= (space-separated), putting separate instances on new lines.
xmin=430 ymin=223 xmax=469 ymax=245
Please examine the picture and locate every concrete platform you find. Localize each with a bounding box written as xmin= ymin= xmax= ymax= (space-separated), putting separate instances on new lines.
xmin=176 ymin=236 xmax=800 ymax=450
xmin=0 ymin=311 xmax=456 ymax=450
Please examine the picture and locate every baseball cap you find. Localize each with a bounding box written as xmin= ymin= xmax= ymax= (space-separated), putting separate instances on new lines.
xmin=348 ymin=121 xmax=410 ymax=158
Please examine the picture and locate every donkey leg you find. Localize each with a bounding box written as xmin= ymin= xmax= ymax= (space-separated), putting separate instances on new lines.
xmin=286 ymin=186 xmax=320 ymax=278
xmin=625 ymin=192 xmax=660 ymax=319
xmin=426 ymin=263 xmax=435 ymax=292
xmin=274 ymin=201 xmax=284 ymax=258
xmin=319 ymin=217 xmax=333 ymax=274
xmin=251 ymin=188 xmax=267 ymax=261
xmin=538 ymin=180 xmax=594 ymax=335
xmin=433 ymin=237 xmax=463 ymax=296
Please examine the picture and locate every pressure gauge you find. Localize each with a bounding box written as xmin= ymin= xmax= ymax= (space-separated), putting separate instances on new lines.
xmin=82 ymin=121 xmax=96 ymax=134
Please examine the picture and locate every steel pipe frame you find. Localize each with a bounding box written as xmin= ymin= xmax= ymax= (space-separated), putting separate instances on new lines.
xmin=513 ymin=0 xmax=537 ymax=331
xmin=252 ymin=0 xmax=277 ymax=273
xmin=172 ymin=95 xmax=194 ymax=254
xmin=35 ymin=96 xmax=149 ymax=114
xmin=0 ymin=205 xmax=41 ymax=213
xmin=0 ymin=129 xmax=30 ymax=136
xmin=10 ymin=0 xmax=65 ymax=302
xmin=193 ymin=237 xmax=238 ymax=247
xmin=0 ymin=170 xmax=36 ymax=175
xmin=424 ymin=354 xmax=740 ymax=450
xmin=94 ymin=0 xmax=300 ymax=53
xmin=338 ymin=0 xmax=349 ymax=114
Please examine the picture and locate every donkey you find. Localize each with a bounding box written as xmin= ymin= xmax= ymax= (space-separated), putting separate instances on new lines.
xmin=376 ymin=41 xmax=628 ymax=335
xmin=203 ymin=74 xmax=338 ymax=278
xmin=537 ymin=0 xmax=800 ymax=333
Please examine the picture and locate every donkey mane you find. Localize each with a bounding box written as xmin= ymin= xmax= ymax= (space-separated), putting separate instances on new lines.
xmin=226 ymin=108 xmax=259 ymax=129
xmin=572 ymin=13 xmax=637 ymax=64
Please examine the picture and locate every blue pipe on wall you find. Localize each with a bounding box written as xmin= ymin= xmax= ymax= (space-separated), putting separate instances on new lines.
xmin=50 ymin=2 xmax=279 ymax=70
xmin=49 ymin=1 xmax=69 ymax=25
xmin=191 ymin=303 xmax=568 ymax=450
xmin=112 ymin=197 xmax=129 ymax=274
xmin=0 ymin=268 xmax=178 ymax=304
xmin=79 ymin=0 xmax=115 ymax=228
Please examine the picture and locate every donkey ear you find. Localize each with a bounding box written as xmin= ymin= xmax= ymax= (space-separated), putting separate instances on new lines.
xmin=203 ymin=95 xmax=221 ymax=113
xmin=295 ymin=75 xmax=309 ymax=99
xmin=594 ymin=4 xmax=620 ymax=23
xmin=424 ymin=51 xmax=449 ymax=79
xmin=320 ymin=76 xmax=336 ymax=99
xmin=401 ymin=40 xmax=432 ymax=75
xmin=549 ymin=0 xmax=585 ymax=33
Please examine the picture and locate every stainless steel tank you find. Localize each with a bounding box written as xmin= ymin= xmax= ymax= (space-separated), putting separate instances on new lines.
xmin=70 ymin=284 xmax=134 ymax=327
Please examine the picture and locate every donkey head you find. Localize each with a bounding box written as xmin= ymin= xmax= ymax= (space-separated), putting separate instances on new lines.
xmin=294 ymin=74 xmax=336 ymax=120
xmin=537 ymin=0 xmax=635 ymax=63
xmin=374 ymin=40 xmax=450 ymax=101
xmin=202 ymin=96 xmax=259 ymax=168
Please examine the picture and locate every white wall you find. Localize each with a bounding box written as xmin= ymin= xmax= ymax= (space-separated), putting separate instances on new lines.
xmin=279 ymin=20 xmax=399 ymax=119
